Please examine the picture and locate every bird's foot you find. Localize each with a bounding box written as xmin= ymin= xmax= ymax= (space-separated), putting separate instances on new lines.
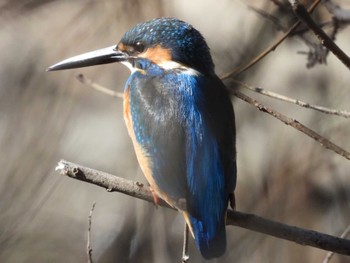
xmin=149 ymin=187 xmax=159 ymax=208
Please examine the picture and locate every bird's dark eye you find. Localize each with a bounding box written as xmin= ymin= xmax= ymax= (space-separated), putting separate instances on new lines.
xmin=134 ymin=41 xmax=145 ymax=53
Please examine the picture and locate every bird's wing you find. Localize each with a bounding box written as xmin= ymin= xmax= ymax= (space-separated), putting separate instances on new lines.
xmin=176 ymin=72 xmax=236 ymax=259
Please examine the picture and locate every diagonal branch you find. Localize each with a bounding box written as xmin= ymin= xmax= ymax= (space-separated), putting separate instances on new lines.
xmin=229 ymin=89 xmax=350 ymax=160
xmin=323 ymin=224 xmax=350 ymax=263
xmin=55 ymin=160 xmax=350 ymax=256
xmin=76 ymin=74 xmax=123 ymax=98
xmin=233 ymin=79 xmax=350 ymax=118
xmin=289 ymin=0 xmax=350 ymax=70
xmin=220 ymin=0 xmax=322 ymax=78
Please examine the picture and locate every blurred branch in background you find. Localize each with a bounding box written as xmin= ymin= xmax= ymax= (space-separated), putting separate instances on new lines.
xmin=221 ymin=0 xmax=322 ymax=78
xmin=76 ymin=74 xmax=124 ymax=98
xmin=226 ymin=0 xmax=350 ymax=77
xmin=56 ymin=160 xmax=350 ymax=256
xmin=232 ymin=79 xmax=350 ymax=118
xmin=289 ymin=0 xmax=350 ymax=70
xmin=87 ymin=202 xmax=96 ymax=263
xmin=229 ymin=89 xmax=350 ymax=160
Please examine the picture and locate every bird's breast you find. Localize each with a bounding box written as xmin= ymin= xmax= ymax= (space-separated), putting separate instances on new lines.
xmin=123 ymin=85 xmax=178 ymax=207
xmin=123 ymin=86 xmax=154 ymax=185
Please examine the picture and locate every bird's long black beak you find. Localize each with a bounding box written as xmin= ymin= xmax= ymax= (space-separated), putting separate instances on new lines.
xmin=47 ymin=45 xmax=128 ymax=71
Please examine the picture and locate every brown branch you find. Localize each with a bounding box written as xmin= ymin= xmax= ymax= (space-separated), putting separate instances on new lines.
xmin=220 ymin=0 xmax=322 ymax=78
xmin=55 ymin=160 xmax=171 ymax=209
xmin=229 ymin=89 xmax=350 ymax=160
xmin=289 ymin=0 xmax=350 ymax=70
xmin=56 ymin=160 xmax=350 ymax=256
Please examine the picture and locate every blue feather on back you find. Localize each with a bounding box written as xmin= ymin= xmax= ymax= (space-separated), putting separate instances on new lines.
xmin=177 ymin=72 xmax=227 ymax=258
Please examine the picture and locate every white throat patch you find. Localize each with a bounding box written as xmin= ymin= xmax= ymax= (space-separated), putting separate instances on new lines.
xmin=121 ymin=61 xmax=137 ymax=74
xmin=121 ymin=60 xmax=200 ymax=76
xmin=159 ymin=61 xmax=200 ymax=76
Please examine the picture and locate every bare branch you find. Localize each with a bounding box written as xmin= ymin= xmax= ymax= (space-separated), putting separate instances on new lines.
xmin=220 ymin=0 xmax=322 ymax=78
xmin=229 ymin=89 xmax=350 ymax=160
xmin=76 ymin=74 xmax=123 ymax=98
xmin=87 ymin=202 xmax=96 ymax=263
xmin=233 ymin=79 xmax=350 ymax=118
xmin=181 ymin=222 xmax=189 ymax=263
xmin=54 ymin=160 xmax=171 ymax=209
xmin=323 ymin=224 xmax=350 ymax=263
xmin=56 ymin=160 xmax=350 ymax=256
xmin=247 ymin=4 xmax=287 ymax=32
xmin=289 ymin=0 xmax=350 ymax=70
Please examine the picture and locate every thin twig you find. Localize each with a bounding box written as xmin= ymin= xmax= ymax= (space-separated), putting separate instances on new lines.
xmin=56 ymin=160 xmax=350 ymax=256
xmin=289 ymin=0 xmax=350 ymax=70
xmin=220 ymin=0 xmax=322 ymax=78
xmin=76 ymin=74 xmax=123 ymax=98
xmin=181 ymin=222 xmax=189 ymax=263
xmin=87 ymin=202 xmax=96 ymax=263
xmin=248 ymin=4 xmax=287 ymax=32
xmin=233 ymin=79 xmax=350 ymax=118
xmin=248 ymin=2 xmax=331 ymax=68
xmin=323 ymin=224 xmax=350 ymax=263
xmin=229 ymin=89 xmax=350 ymax=160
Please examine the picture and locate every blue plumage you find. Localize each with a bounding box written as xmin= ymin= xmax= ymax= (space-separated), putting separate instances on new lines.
xmin=121 ymin=18 xmax=215 ymax=75
xmin=48 ymin=17 xmax=236 ymax=260
xmin=125 ymin=58 xmax=235 ymax=258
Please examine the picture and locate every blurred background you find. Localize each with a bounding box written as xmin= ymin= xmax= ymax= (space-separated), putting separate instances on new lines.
xmin=0 ymin=0 xmax=349 ymax=262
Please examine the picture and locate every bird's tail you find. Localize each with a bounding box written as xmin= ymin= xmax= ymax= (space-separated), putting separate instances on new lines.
xmin=187 ymin=215 xmax=226 ymax=259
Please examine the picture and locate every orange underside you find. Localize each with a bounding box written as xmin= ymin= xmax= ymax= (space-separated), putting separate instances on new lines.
xmin=123 ymin=86 xmax=180 ymax=210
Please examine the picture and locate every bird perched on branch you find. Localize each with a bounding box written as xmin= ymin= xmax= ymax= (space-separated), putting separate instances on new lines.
xmin=48 ymin=17 xmax=236 ymax=259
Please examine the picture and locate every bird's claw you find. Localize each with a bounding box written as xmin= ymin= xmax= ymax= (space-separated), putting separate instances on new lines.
xmin=149 ymin=187 xmax=159 ymax=208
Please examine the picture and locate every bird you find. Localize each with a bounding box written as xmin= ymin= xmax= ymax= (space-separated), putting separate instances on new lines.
xmin=48 ymin=17 xmax=236 ymax=259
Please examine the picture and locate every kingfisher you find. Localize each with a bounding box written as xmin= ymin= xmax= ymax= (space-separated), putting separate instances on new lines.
xmin=48 ymin=17 xmax=236 ymax=259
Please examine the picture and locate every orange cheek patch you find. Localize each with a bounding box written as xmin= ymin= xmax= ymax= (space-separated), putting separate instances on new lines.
xmin=117 ymin=42 xmax=127 ymax=52
xmin=140 ymin=45 xmax=172 ymax=64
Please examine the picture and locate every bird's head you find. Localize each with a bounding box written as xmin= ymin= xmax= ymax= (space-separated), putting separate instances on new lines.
xmin=48 ymin=18 xmax=215 ymax=75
